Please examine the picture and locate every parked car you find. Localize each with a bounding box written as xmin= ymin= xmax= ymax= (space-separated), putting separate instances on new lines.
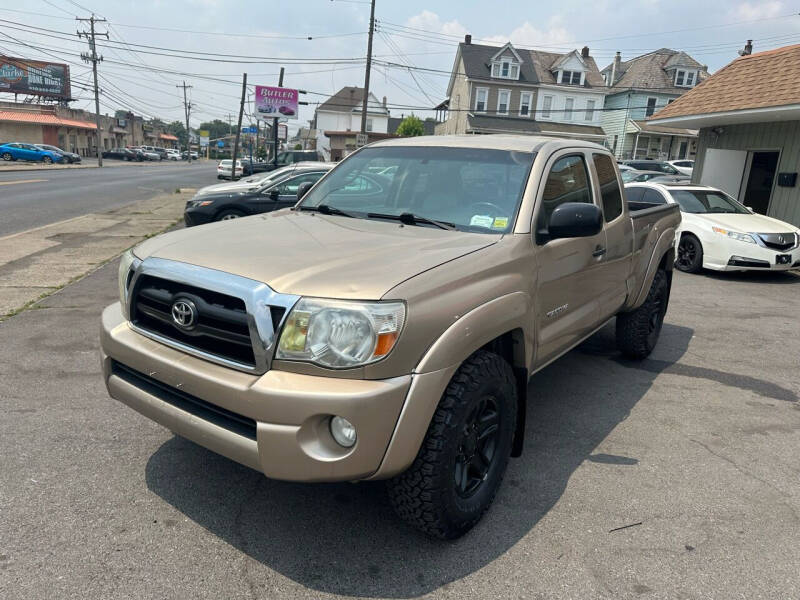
xmin=621 ymin=169 xmax=689 ymax=184
xmin=262 ymin=150 xmax=324 ymax=172
xmin=103 ymin=136 xmax=680 ymax=538
xmin=184 ymin=168 xmax=331 ymax=225
xmin=666 ymin=160 xmax=694 ymax=176
xmin=194 ymin=162 xmax=336 ymax=197
xmin=35 ymin=144 xmax=81 ymax=164
xmin=626 ymin=182 xmax=799 ymax=273
xmin=181 ymin=150 xmax=199 ymax=160
xmin=165 ymin=150 xmax=181 ymax=161
xmin=621 ymin=160 xmax=682 ymax=175
xmin=217 ymin=159 xmax=244 ymax=179
xmin=103 ymin=148 xmax=143 ymax=162
xmin=0 ymin=142 xmax=64 ymax=164
xmin=131 ymin=147 xmax=160 ymax=161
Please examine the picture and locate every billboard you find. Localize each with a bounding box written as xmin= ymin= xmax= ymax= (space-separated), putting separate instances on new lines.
xmin=254 ymin=85 xmax=298 ymax=121
xmin=0 ymin=56 xmax=71 ymax=99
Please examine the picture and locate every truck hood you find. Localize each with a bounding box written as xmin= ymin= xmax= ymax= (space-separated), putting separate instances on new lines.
xmin=697 ymin=212 xmax=800 ymax=234
xmin=133 ymin=211 xmax=497 ymax=299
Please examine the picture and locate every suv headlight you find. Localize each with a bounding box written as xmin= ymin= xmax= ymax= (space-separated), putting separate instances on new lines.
xmin=276 ymin=298 xmax=405 ymax=368
xmin=712 ymin=227 xmax=756 ymax=244
xmin=118 ymin=249 xmax=137 ymax=306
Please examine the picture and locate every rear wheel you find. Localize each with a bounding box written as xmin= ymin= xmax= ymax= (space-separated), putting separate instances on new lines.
xmin=42 ymin=156 xmax=53 ymax=164
xmin=616 ymin=269 xmax=670 ymax=359
xmin=387 ymin=350 xmax=517 ymax=539
xmin=1 ymin=152 xmax=12 ymax=161
xmin=216 ymin=209 xmax=245 ymax=221
xmin=676 ymin=234 xmax=703 ymax=273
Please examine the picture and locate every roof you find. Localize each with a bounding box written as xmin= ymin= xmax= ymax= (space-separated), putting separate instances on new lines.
xmin=369 ymin=133 xmax=606 ymax=153
xmin=602 ymin=48 xmax=709 ymax=94
xmin=467 ymin=114 xmax=606 ymax=138
xmin=316 ymin=86 xmax=389 ymax=114
xmin=159 ymin=133 xmax=178 ymax=141
xmin=453 ymin=42 xmax=605 ymax=92
xmin=631 ymin=120 xmax=698 ymax=137
xmin=0 ymin=110 xmax=96 ymax=130
xmin=649 ymin=44 xmax=800 ymax=127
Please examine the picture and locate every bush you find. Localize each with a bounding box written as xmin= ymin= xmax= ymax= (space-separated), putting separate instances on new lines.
xmin=396 ymin=115 xmax=425 ymax=137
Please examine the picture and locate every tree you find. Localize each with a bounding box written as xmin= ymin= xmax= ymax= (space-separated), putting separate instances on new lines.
xmin=166 ymin=121 xmax=188 ymax=148
xmin=395 ymin=115 xmax=425 ymax=137
xmin=198 ymin=119 xmax=232 ymax=141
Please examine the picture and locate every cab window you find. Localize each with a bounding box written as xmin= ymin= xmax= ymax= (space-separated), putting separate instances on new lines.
xmin=593 ymin=153 xmax=623 ymax=222
xmin=642 ymin=189 xmax=667 ymax=205
xmin=539 ymin=154 xmax=593 ymax=231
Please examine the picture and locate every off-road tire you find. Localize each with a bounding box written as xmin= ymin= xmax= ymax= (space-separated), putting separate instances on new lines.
xmin=616 ymin=269 xmax=670 ymax=359
xmin=216 ymin=209 xmax=246 ymax=221
xmin=676 ymin=233 xmax=703 ymax=273
xmin=387 ymin=350 xmax=517 ymax=539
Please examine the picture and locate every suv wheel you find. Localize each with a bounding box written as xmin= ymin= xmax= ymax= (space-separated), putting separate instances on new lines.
xmin=676 ymin=234 xmax=703 ymax=273
xmin=387 ymin=350 xmax=517 ymax=539
xmin=616 ymin=269 xmax=670 ymax=359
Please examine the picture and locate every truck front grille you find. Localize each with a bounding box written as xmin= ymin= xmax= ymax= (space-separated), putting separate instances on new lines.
xmin=131 ymin=274 xmax=257 ymax=368
xmin=757 ymin=232 xmax=797 ymax=252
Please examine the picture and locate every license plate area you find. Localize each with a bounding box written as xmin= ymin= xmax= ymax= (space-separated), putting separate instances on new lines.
xmin=776 ymin=254 xmax=791 ymax=265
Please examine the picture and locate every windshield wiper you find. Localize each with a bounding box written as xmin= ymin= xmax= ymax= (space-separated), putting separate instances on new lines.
xmin=298 ymin=204 xmax=358 ymax=218
xmin=367 ymin=212 xmax=456 ymax=231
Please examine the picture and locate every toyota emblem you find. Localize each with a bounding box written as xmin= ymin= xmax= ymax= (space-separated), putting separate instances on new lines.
xmin=171 ymin=299 xmax=197 ymax=329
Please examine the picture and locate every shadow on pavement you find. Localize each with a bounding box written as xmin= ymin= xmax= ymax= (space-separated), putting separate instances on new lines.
xmin=146 ymin=321 xmax=705 ymax=598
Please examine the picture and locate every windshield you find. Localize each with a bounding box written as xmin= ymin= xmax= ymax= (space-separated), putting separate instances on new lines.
xmin=621 ymin=170 xmax=640 ymax=183
xmin=670 ymin=190 xmax=750 ymax=214
xmin=299 ymin=146 xmax=534 ymax=233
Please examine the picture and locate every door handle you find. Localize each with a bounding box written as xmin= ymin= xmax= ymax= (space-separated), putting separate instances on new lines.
xmin=592 ymin=246 xmax=607 ymax=257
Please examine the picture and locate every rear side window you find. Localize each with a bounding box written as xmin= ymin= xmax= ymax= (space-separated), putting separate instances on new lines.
xmin=593 ymin=153 xmax=623 ymax=222
xmin=625 ymin=187 xmax=645 ymax=203
xmin=539 ymin=154 xmax=592 ymax=229
xmin=642 ymin=189 xmax=667 ymax=204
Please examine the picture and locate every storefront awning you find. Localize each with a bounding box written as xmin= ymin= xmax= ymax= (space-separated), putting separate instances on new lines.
xmin=159 ymin=133 xmax=178 ymax=141
xmin=0 ymin=110 xmax=96 ymax=130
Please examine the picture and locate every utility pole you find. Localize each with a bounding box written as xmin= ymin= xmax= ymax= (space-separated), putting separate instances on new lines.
xmin=176 ymin=81 xmax=193 ymax=163
xmin=273 ymin=67 xmax=284 ymax=168
xmin=231 ymin=73 xmax=247 ymax=181
xmin=77 ymin=15 xmax=108 ymax=167
xmin=360 ymin=0 xmax=376 ymax=135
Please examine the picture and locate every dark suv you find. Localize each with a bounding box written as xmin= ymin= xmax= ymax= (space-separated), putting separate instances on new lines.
xmin=621 ymin=160 xmax=681 ymax=175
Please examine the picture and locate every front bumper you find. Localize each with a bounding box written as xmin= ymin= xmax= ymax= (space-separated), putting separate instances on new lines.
xmin=183 ymin=206 xmax=216 ymax=227
xmin=699 ymin=235 xmax=799 ymax=271
xmin=100 ymin=303 xmax=446 ymax=482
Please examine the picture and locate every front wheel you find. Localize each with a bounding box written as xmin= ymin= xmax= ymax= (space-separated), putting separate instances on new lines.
xmin=676 ymin=234 xmax=703 ymax=273
xmin=1 ymin=152 xmax=12 ymax=161
xmin=42 ymin=156 xmax=53 ymax=164
xmin=216 ymin=209 xmax=245 ymax=221
xmin=387 ymin=350 xmax=517 ymax=539
xmin=616 ymin=269 xmax=670 ymax=359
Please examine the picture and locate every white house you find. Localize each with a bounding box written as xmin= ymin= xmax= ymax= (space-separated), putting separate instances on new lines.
xmin=313 ymin=86 xmax=391 ymax=160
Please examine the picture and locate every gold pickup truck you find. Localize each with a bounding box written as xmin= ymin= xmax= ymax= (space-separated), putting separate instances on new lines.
xmin=101 ymin=135 xmax=680 ymax=539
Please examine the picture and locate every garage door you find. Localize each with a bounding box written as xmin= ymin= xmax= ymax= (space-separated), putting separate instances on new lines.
xmin=700 ymin=148 xmax=748 ymax=199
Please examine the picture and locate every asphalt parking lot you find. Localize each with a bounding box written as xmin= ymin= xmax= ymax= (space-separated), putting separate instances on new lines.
xmin=1 ymin=262 xmax=798 ymax=599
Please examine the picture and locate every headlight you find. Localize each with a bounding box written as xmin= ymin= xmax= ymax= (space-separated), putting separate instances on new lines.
xmin=118 ymin=249 xmax=137 ymax=306
xmin=276 ymin=298 xmax=405 ymax=368
xmin=712 ymin=227 xmax=756 ymax=244
xmin=189 ymin=199 xmax=215 ymax=207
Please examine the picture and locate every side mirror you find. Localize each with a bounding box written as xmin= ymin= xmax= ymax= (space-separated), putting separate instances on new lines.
xmin=548 ymin=202 xmax=603 ymax=239
xmin=296 ymin=181 xmax=314 ymax=200
xmin=268 ymin=189 xmax=280 ymax=200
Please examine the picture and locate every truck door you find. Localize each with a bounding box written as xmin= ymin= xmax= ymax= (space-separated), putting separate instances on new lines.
xmin=533 ymin=151 xmax=607 ymax=366
xmin=590 ymin=152 xmax=633 ymax=322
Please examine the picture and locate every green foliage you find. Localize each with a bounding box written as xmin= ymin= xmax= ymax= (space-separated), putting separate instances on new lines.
xmin=198 ymin=119 xmax=232 ymax=141
xmin=396 ymin=115 xmax=425 ymax=137
xmin=166 ymin=121 xmax=188 ymax=148
xmin=294 ymin=143 xmax=302 ymax=150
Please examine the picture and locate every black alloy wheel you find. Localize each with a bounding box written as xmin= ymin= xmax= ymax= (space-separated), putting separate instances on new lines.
xmin=454 ymin=396 xmax=500 ymax=498
xmin=676 ymin=234 xmax=703 ymax=273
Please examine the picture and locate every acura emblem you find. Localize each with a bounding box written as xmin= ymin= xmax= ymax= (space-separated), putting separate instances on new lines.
xmin=171 ymin=299 xmax=197 ymax=329
xmin=778 ymin=235 xmax=785 ymax=244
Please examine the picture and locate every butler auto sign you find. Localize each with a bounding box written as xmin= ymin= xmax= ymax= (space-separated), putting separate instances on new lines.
xmin=254 ymin=85 xmax=298 ymax=120
xmin=0 ymin=56 xmax=71 ymax=100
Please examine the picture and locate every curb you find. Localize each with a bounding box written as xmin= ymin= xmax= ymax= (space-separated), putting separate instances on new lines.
xmin=0 ymin=160 xmax=211 ymax=174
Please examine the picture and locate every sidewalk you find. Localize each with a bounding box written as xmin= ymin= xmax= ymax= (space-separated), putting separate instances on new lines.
xmin=0 ymin=189 xmax=194 ymax=318
xmin=0 ymin=159 xmax=210 ymax=174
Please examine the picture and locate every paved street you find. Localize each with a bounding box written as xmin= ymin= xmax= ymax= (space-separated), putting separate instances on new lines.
xmin=1 ymin=263 xmax=797 ymax=599
xmin=0 ymin=162 xmax=214 ymax=237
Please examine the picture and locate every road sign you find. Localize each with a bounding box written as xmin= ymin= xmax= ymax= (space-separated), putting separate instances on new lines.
xmin=248 ymin=125 xmax=258 ymax=134
xmin=356 ymin=133 xmax=368 ymax=148
xmin=198 ymin=130 xmax=209 ymax=138
xmin=241 ymin=127 xmax=248 ymax=133
xmin=217 ymin=140 xmax=225 ymax=148
xmin=254 ymin=85 xmax=298 ymax=121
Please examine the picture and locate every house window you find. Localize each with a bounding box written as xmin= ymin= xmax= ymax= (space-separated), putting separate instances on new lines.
xmin=612 ymin=134 xmax=618 ymax=152
xmin=366 ymin=118 xmax=373 ymax=132
xmin=675 ymin=71 xmax=685 ymax=86
xmin=585 ymin=99 xmax=596 ymax=121
xmin=685 ymin=71 xmax=695 ymax=86
xmin=491 ymin=59 xmax=520 ymax=80
xmin=475 ymin=87 xmax=488 ymax=112
xmin=646 ymin=97 xmax=658 ymax=117
xmin=501 ymin=61 xmax=509 ymax=77
xmin=542 ymin=95 xmax=553 ymax=118
xmin=520 ymin=92 xmax=532 ymax=117
xmin=564 ymin=97 xmax=574 ymax=120
xmin=497 ymin=89 xmax=510 ymax=115
xmin=561 ymin=70 xmax=582 ymax=85
xmin=675 ymin=70 xmax=696 ymax=87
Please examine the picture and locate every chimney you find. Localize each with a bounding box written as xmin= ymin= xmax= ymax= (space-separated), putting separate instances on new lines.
xmin=382 ymin=96 xmax=387 ymax=107
xmin=581 ymin=46 xmax=590 ymax=58
xmin=743 ymin=40 xmax=753 ymax=55
xmin=609 ymin=51 xmax=621 ymax=87
xmin=464 ymin=34 xmax=472 ymax=45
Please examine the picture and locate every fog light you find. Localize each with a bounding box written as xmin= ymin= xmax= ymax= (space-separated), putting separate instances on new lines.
xmin=330 ymin=416 xmax=356 ymax=448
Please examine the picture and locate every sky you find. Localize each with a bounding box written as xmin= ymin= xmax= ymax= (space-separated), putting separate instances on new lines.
xmin=1 ymin=0 xmax=799 ymax=135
